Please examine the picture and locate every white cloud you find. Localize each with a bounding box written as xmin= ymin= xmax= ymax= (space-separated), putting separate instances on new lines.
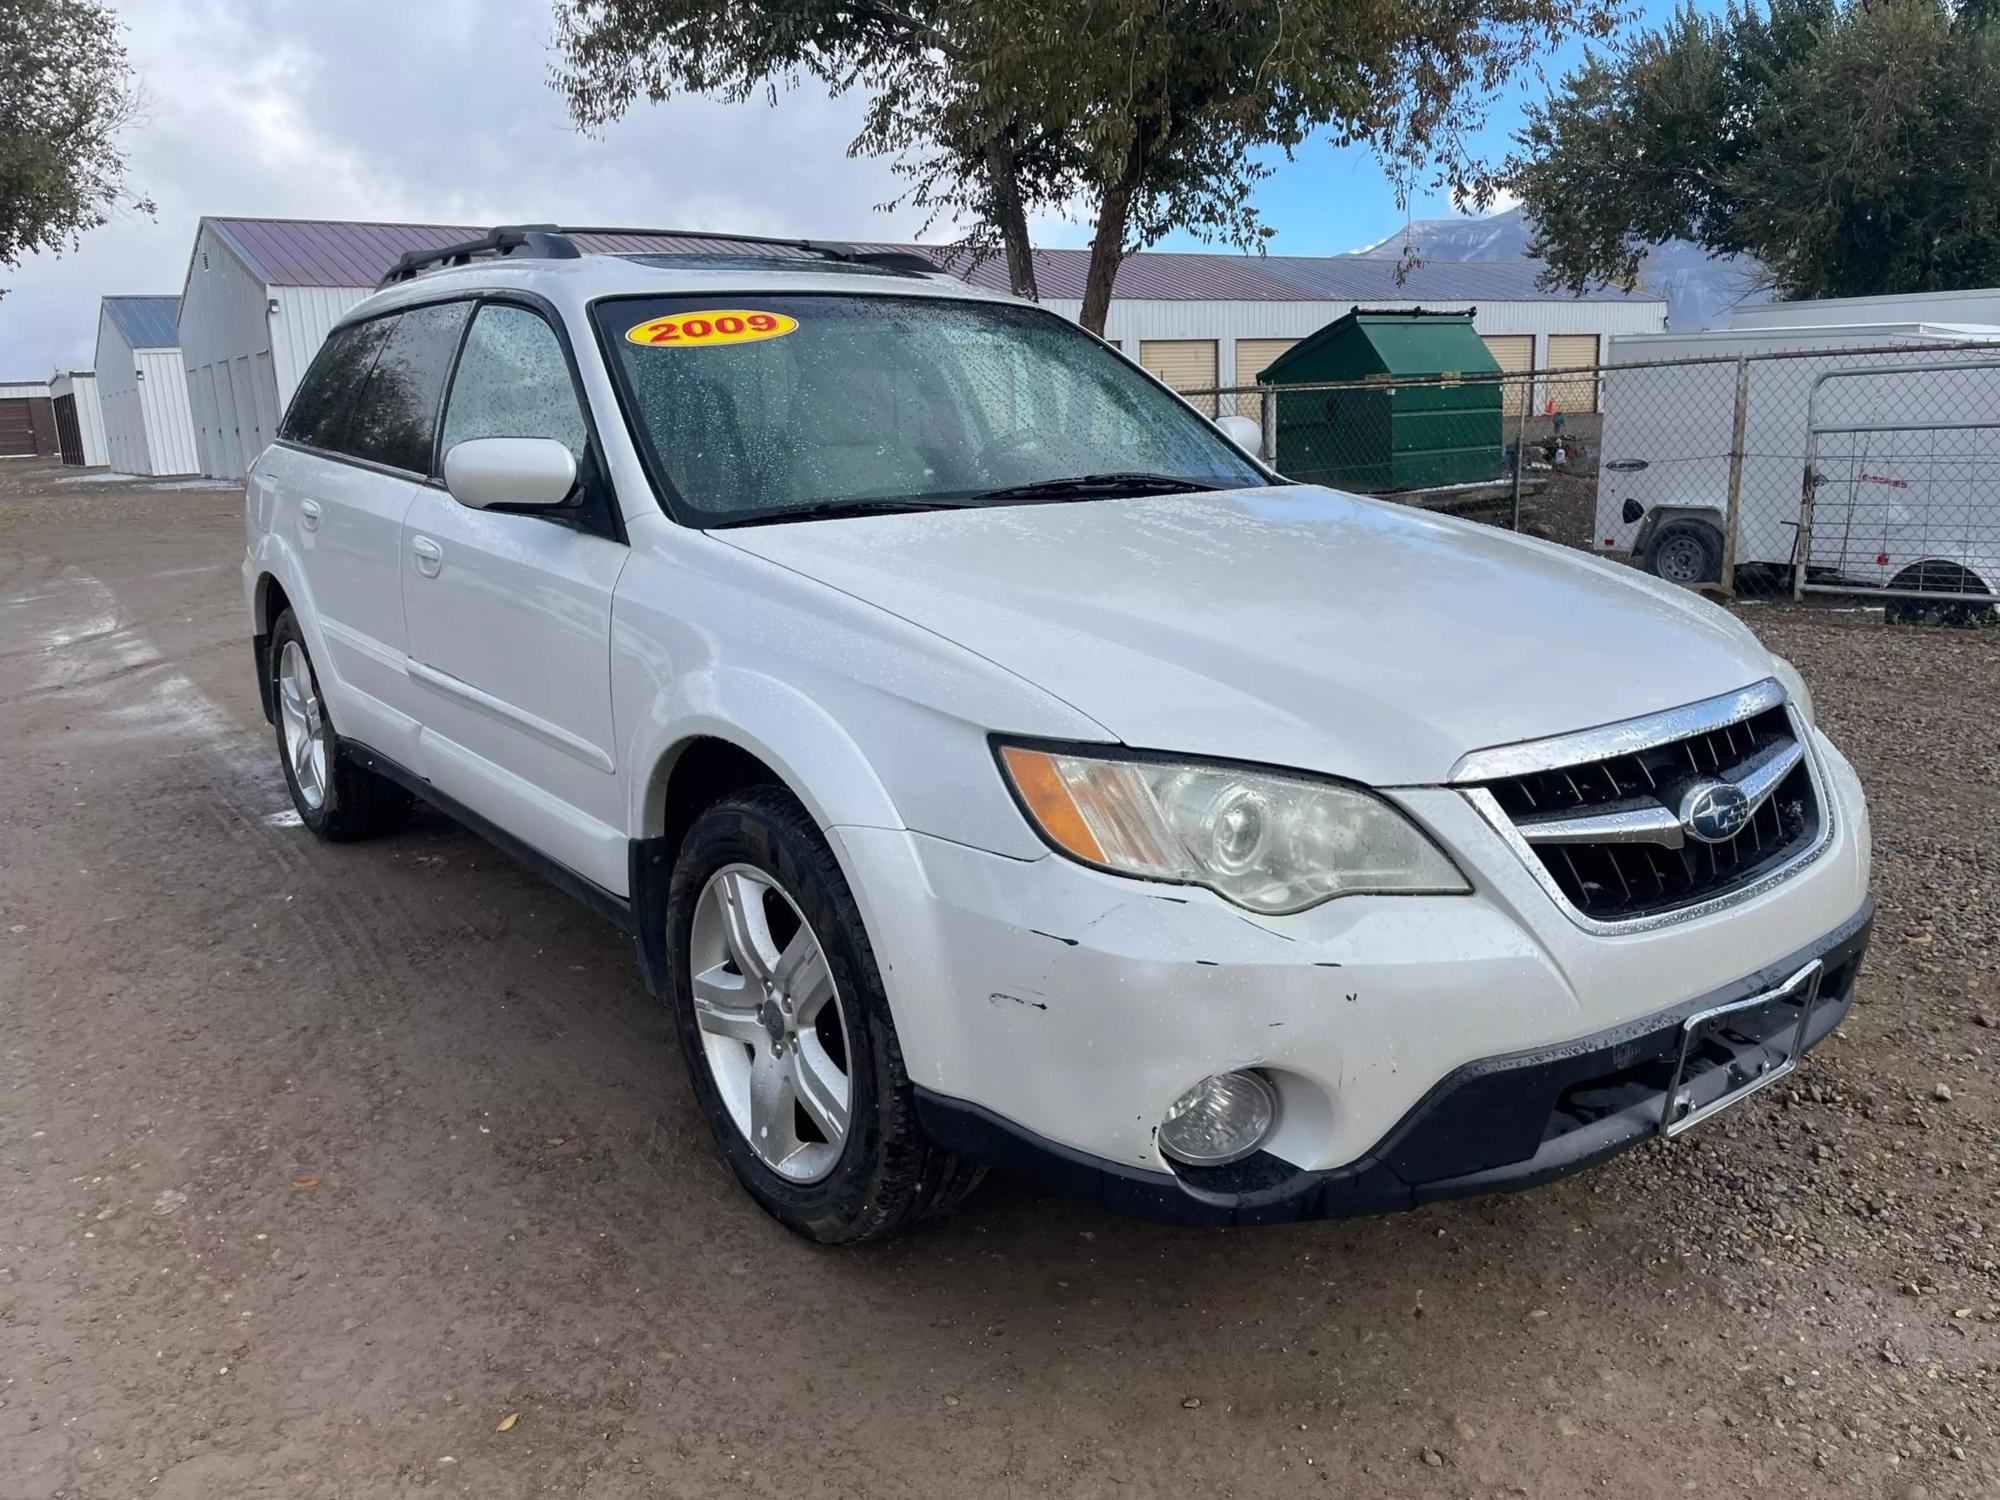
xmin=0 ymin=0 xmax=953 ymax=374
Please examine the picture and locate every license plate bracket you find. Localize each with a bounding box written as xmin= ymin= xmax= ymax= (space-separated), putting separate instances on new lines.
xmin=1662 ymin=959 xmax=1822 ymax=1138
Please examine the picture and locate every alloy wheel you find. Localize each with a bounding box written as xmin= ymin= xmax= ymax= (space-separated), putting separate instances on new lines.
xmin=687 ymin=864 xmax=852 ymax=1183
xmin=277 ymin=640 xmax=328 ymax=810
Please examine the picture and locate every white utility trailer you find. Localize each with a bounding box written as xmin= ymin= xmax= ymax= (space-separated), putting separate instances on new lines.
xmin=1595 ymin=323 xmax=2000 ymax=616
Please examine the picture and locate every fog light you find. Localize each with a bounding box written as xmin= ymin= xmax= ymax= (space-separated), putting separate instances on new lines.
xmin=1157 ymin=1071 xmax=1277 ymax=1167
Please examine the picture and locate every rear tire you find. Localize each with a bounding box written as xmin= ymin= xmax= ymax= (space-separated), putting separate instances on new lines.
xmin=1642 ymin=518 xmax=1724 ymax=586
xmin=1883 ymin=561 xmax=1995 ymax=628
xmin=269 ymin=609 xmax=413 ymax=841
xmin=666 ymin=785 xmax=984 ymax=1243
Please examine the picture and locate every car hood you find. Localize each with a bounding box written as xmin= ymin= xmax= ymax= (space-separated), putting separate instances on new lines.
xmin=718 ymin=485 xmax=1776 ymax=786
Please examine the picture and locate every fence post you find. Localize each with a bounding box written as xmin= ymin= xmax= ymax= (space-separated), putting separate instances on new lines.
xmin=1509 ymin=385 xmax=1528 ymax=532
xmin=1258 ymin=382 xmax=1277 ymax=465
xmin=1794 ymin=386 xmax=1817 ymax=603
xmin=1719 ymin=356 xmax=1751 ymax=598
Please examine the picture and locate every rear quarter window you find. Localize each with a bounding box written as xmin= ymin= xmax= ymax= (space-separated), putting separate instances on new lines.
xmin=280 ymin=319 xmax=393 ymax=453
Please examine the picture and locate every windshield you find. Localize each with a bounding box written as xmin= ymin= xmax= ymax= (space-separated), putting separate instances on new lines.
xmin=593 ymin=292 xmax=1266 ymax=525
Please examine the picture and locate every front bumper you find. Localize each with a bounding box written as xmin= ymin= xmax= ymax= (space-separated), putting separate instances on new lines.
xmin=913 ymin=901 xmax=1869 ymax=1225
xmin=833 ymin=725 xmax=1871 ymax=1194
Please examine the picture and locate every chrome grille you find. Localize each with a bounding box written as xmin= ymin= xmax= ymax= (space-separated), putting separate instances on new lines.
xmin=1464 ymin=690 xmax=1823 ymax=924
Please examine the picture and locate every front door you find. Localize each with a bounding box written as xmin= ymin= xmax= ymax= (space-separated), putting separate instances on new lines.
xmin=401 ymin=300 xmax=630 ymax=894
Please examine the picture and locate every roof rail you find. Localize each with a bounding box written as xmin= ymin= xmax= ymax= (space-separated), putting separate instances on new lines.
xmin=379 ymin=224 xmax=579 ymax=286
xmin=378 ymin=224 xmax=944 ymax=286
xmin=561 ymin=227 xmax=943 ymax=275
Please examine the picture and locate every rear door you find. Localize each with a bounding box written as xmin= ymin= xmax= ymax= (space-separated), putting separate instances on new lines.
xmin=268 ymin=304 xmax=469 ymax=758
xmin=400 ymin=299 xmax=629 ymax=894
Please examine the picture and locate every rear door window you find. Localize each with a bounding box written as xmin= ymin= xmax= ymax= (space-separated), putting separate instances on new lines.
xmin=342 ymin=301 xmax=473 ymax=475
xmin=280 ymin=319 xmax=392 ymax=453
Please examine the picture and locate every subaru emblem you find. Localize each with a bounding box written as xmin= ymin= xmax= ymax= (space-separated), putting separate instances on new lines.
xmin=1680 ymin=781 xmax=1752 ymax=844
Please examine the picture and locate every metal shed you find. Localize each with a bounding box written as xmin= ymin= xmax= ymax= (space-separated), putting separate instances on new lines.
xmin=1258 ymin=309 xmax=1504 ymax=493
xmin=95 ymin=297 xmax=199 ymax=476
xmin=50 ymin=371 xmax=108 ymax=467
xmin=0 ymin=379 xmax=57 ymax=458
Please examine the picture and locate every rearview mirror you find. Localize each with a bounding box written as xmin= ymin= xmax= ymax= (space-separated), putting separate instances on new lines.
xmin=443 ymin=437 xmax=579 ymax=511
xmin=1213 ymin=413 xmax=1261 ymax=455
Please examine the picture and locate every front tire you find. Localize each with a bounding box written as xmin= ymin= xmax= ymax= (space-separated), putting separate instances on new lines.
xmin=268 ymin=609 xmax=412 ymax=841
xmin=665 ymin=785 xmax=983 ymax=1243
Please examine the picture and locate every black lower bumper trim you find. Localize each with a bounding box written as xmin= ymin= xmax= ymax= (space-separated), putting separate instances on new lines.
xmin=915 ymin=900 xmax=1872 ymax=1227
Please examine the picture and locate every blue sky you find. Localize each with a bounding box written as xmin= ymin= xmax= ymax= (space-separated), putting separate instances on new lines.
xmin=3 ymin=1 xmax=1694 ymax=374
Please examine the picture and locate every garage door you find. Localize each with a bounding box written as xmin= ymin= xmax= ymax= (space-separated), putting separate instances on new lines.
xmin=1547 ymin=333 xmax=1601 ymax=413
xmin=0 ymin=398 xmax=36 ymax=456
xmin=1231 ymin=338 xmax=1297 ymax=423
xmin=1481 ymin=335 xmax=1534 ymax=415
xmin=1140 ymin=339 xmax=1218 ymax=416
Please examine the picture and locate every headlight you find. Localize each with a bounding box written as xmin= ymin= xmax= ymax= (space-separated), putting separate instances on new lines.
xmin=1770 ymin=656 xmax=1815 ymax=726
xmin=996 ymin=742 xmax=1469 ymax=914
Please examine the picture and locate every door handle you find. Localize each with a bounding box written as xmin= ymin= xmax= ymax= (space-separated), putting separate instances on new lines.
xmin=411 ymin=536 xmax=443 ymax=578
xmin=299 ymin=499 xmax=321 ymax=533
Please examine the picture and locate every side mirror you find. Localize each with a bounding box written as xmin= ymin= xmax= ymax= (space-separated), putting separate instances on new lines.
xmin=1213 ymin=413 xmax=1261 ymax=455
xmin=443 ymin=437 xmax=579 ymax=511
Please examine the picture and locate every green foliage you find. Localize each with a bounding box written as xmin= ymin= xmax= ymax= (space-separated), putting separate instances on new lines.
xmin=0 ymin=0 xmax=150 ymax=289
xmin=1512 ymin=0 xmax=2000 ymax=300
xmin=555 ymin=0 xmax=1618 ymax=332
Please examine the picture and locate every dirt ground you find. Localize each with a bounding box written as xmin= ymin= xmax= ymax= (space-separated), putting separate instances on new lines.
xmin=2 ymin=460 xmax=1993 ymax=1500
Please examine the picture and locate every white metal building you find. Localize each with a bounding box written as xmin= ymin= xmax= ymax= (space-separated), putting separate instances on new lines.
xmin=1732 ymin=287 xmax=2000 ymax=331
xmin=49 ymin=370 xmax=108 ymax=467
xmin=174 ymin=215 xmax=1666 ymax=479
xmin=991 ymin=249 xmax=1666 ymax=414
xmin=94 ymin=297 xmax=199 ymax=476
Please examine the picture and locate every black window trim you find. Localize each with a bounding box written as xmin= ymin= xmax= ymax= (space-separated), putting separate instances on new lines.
xmin=585 ymin=288 xmax=1273 ymax=532
xmin=274 ymin=287 xmax=626 ymax=545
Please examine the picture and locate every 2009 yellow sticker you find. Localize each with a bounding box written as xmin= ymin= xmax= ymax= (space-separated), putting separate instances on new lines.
xmin=625 ymin=309 xmax=798 ymax=348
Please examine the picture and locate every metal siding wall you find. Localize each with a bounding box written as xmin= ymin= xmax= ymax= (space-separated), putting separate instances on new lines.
xmin=135 ymin=349 xmax=200 ymax=476
xmin=1077 ymin=297 xmax=1666 ymax=349
xmin=49 ymin=374 xmax=108 ymax=465
xmin=179 ymin=223 xmax=285 ymax=478
xmin=93 ymin=317 xmax=151 ymax=474
xmin=270 ymin=285 xmax=372 ymax=408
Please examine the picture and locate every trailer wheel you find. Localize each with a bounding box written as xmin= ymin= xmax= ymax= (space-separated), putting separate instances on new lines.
xmin=1642 ymin=518 xmax=1723 ymax=586
xmin=1884 ymin=561 xmax=1996 ymax=628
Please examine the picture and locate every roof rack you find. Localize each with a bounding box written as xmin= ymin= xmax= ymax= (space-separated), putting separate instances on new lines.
xmin=378 ymin=224 xmax=942 ymax=286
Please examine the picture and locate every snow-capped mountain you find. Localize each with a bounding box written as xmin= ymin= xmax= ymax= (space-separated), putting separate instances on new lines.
xmin=1354 ymin=206 xmax=1770 ymax=331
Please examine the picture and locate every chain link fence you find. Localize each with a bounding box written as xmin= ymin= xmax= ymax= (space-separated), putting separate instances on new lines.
xmin=1183 ymin=338 xmax=2000 ymax=620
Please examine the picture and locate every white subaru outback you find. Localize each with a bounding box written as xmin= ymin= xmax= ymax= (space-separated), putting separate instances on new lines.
xmin=243 ymin=225 xmax=1872 ymax=1243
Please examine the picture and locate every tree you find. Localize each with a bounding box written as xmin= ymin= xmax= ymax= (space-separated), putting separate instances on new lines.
xmin=0 ymin=0 xmax=150 ymax=291
xmin=553 ymin=0 xmax=1620 ymax=333
xmin=1511 ymin=0 xmax=2000 ymax=301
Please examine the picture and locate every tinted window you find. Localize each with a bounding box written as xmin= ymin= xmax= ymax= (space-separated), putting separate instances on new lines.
xmin=592 ymin=294 xmax=1264 ymax=524
xmin=440 ymin=304 xmax=588 ymax=462
xmin=280 ymin=319 xmax=391 ymax=451
xmin=343 ymin=301 xmax=472 ymax=474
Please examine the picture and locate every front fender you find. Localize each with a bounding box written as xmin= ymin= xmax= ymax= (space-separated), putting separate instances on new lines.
xmin=624 ymin=666 xmax=903 ymax=841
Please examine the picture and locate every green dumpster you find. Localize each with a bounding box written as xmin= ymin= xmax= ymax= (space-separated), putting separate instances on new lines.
xmin=1256 ymin=309 xmax=1504 ymax=493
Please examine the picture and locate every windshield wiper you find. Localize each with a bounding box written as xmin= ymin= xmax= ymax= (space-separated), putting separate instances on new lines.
xmin=970 ymin=472 xmax=1222 ymax=503
xmin=717 ymin=495 xmax=986 ymax=527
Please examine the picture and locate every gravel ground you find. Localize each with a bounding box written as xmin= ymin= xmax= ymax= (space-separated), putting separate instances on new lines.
xmin=1 ymin=462 xmax=1993 ymax=1498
